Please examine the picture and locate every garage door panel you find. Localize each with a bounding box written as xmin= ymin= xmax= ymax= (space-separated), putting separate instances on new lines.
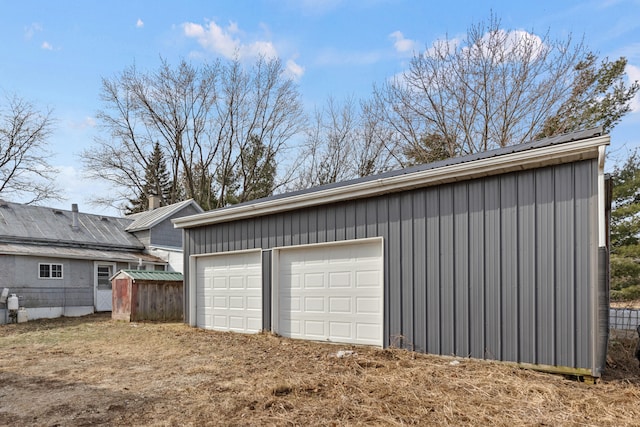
xmin=304 ymin=297 xmax=324 ymax=312
xmin=303 ymin=273 xmax=324 ymax=288
xmin=195 ymin=251 xmax=262 ymax=333
xmin=247 ymin=296 xmax=262 ymax=310
xmin=304 ymin=320 xmax=326 ymax=337
xmin=277 ymin=239 xmax=383 ymax=346
xmin=328 ymin=271 xmax=351 ymax=287
xmin=356 ymin=323 xmax=381 ymax=341
xmin=329 ymin=297 xmax=351 ymax=313
xmin=356 ymin=297 xmax=381 ymax=314
xmin=356 ymin=270 xmax=381 ymax=287
xmin=329 ymin=321 xmax=352 ymax=337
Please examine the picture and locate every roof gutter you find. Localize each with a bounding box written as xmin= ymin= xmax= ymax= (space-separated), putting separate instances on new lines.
xmin=173 ymin=134 xmax=610 ymax=229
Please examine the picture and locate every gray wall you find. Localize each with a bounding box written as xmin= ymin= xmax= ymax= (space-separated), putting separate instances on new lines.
xmin=150 ymin=205 xmax=202 ymax=248
xmin=183 ymin=159 xmax=603 ymax=373
xmin=0 ymin=255 xmax=128 ymax=308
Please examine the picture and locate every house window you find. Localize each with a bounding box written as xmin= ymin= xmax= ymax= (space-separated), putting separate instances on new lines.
xmin=39 ymin=263 xmax=63 ymax=279
xmin=97 ymin=266 xmax=112 ymax=290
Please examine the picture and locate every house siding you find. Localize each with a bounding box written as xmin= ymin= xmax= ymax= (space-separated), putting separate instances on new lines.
xmin=150 ymin=205 xmax=203 ymax=248
xmin=183 ymin=159 xmax=601 ymax=372
xmin=0 ymin=256 xmax=129 ymax=309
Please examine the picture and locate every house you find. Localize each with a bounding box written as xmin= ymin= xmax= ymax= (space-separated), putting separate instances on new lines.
xmin=0 ymin=198 xmax=202 ymax=323
xmin=173 ymin=128 xmax=611 ymax=380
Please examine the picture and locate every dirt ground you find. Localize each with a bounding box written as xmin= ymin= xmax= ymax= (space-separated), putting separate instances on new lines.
xmin=2 ymin=315 xmax=640 ymax=426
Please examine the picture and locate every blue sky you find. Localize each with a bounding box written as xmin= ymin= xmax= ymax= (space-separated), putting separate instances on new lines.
xmin=1 ymin=0 xmax=639 ymax=215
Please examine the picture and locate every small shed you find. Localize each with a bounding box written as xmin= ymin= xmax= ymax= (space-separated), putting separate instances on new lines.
xmin=111 ymin=270 xmax=184 ymax=322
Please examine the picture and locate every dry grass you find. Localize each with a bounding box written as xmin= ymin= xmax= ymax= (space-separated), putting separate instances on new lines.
xmin=2 ymin=314 xmax=640 ymax=426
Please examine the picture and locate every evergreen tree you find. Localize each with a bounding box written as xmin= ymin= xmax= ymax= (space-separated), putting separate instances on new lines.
xmin=610 ymin=150 xmax=640 ymax=300
xmin=537 ymin=55 xmax=639 ymax=138
xmin=126 ymin=142 xmax=172 ymax=214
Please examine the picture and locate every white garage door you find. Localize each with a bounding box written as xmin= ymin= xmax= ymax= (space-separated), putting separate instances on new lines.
xmin=275 ymin=238 xmax=383 ymax=346
xmin=195 ymin=250 xmax=262 ymax=333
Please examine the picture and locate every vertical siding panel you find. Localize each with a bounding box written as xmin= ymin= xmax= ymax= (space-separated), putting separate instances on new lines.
xmin=401 ymin=192 xmax=414 ymax=348
xmin=262 ymin=250 xmax=272 ymax=331
xmin=366 ymin=199 xmax=378 ymax=237
xmin=356 ymin=200 xmax=367 ymax=239
xmin=413 ymin=190 xmax=427 ymax=352
xmin=454 ymin=183 xmax=469 ymax=357
xmin=222 ymin=223 xmax=229 ymax=251
xmin=346 ymin=201 xmax=356 ymax=240
xmin=555 ymin=164 xmax=576 ymax=367
xmin=258 ymin=217 xmax=266 ymax=249
xmin=468 ymin=180 xmax=485 ymax=359
xmin=336 ymin=204 xmax=346 ymax=241
xmin=536 ymin=168 xmax=555 ymax=366
xmin=439 ymin=185 xmax=455 ymax=356
xmin=426 ymin=188 xmax=440 ymax=354
xmin=300 ymin=209 xmax=309 ymax=245
xmin=283 ymin=213 xmax=292 ymax=246
xmin=377 ymin=197 xmax=390 ymax=345
xmin=388 ymin=195 xmax=402 ymax=345
xmin=485 ymin=176 xmax=501 ymax=360
xmin=234 ymin=222 xmax=243 ymax=250
xmin=292 ymin=211 xmax=301 ymax=246
xmin=575 ymin=161 xmax=593 ymax=369
xmin=276 ymin=213 xmax=285 ymax=247
xmin=317 ymin=205 xmax=327 ymax=244
xmin=501 ymin=175 xmax=518 ymax=362
xmin=268 ymin=216 xmax=277 ymax=248
xmin=241 ymin=221 xmax=248 ymax=250
xmin=307 ymin=209 xmax=317 ymax=244
xmin=326 ymin=205 xmax=336 ymax=242
xmin=518 ymin=171 xmax=537 ymax=363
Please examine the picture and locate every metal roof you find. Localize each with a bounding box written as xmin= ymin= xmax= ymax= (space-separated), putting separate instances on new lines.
xmin=0 ymin=202 xmax=143 ymax=249
xmin=125 ymin=199 xmax=203 ymax=232
xmin=0 ymin=243 xmax=166 ymax=263
xmin=113 ymin=269 xmax=184 ymax=281
xmin=174 ymin=127 xmax=609 ymax=229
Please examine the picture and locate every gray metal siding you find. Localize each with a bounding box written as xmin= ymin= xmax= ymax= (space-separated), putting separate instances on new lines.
xmin=184 ymin=159 xmax=600 ymax=372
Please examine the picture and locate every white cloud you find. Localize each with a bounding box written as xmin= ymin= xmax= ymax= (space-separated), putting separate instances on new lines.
xmin=69 ymin=116 xmax=96 ymax=130
xmin=24 ymin=23 xmax=43 ymax=40
xmin=41 ymin=41 xmax=53 ymax=50
xmin=182 ymin=19 xmax=304 ymax=79
xmin=626 ymin=64 xmax=640 ymax=113
xmin=136 ymin=18 xmax=144 ymax=28
xmin=285 ymin=59 xmax=305 ymax=81
xmin=389 ymin=31 xmax=417 ymax=54
xmin=183 ymin=20 xmax=277 ymax=60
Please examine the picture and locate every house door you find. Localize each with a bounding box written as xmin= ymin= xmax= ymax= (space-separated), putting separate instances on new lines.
xmin=95 ymin=262 xmax=116 ymax=312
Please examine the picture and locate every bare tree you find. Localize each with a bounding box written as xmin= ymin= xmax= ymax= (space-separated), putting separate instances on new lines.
xmin=0 ymin=93 xmax=60 ymax=204
xmin=82 ymin=56 xmax=305 ymax=211
xmin=293 ymin=96 xmax=399 ymax=188
xmin=375 ymin=13 xmax=590 ymax=161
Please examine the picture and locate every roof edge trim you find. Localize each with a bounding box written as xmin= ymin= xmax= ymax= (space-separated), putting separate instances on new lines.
xmin=174 ymin=134 xmax=610 ymax=229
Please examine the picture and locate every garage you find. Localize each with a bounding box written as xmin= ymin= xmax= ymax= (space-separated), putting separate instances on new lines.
xmin=194 ymin=250 xmax=262 ymax=333
xmin=175 ymin=129 xmax=611 ymax=379
xmin=273 ymin=239 xmax=384 ymax=346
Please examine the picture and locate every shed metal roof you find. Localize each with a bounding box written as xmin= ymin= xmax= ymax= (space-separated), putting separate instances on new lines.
xmin=113 ymin=269 xmax=184 ymax=281
xmin=125 ymin=199 xmax=203 ymax=232
xmin=174 ymin=127 xmax=609 ymax=229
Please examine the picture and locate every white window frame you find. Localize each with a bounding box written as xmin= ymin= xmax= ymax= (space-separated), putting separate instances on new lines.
xmin=38 ymin=263 xmax=64 ymax=279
